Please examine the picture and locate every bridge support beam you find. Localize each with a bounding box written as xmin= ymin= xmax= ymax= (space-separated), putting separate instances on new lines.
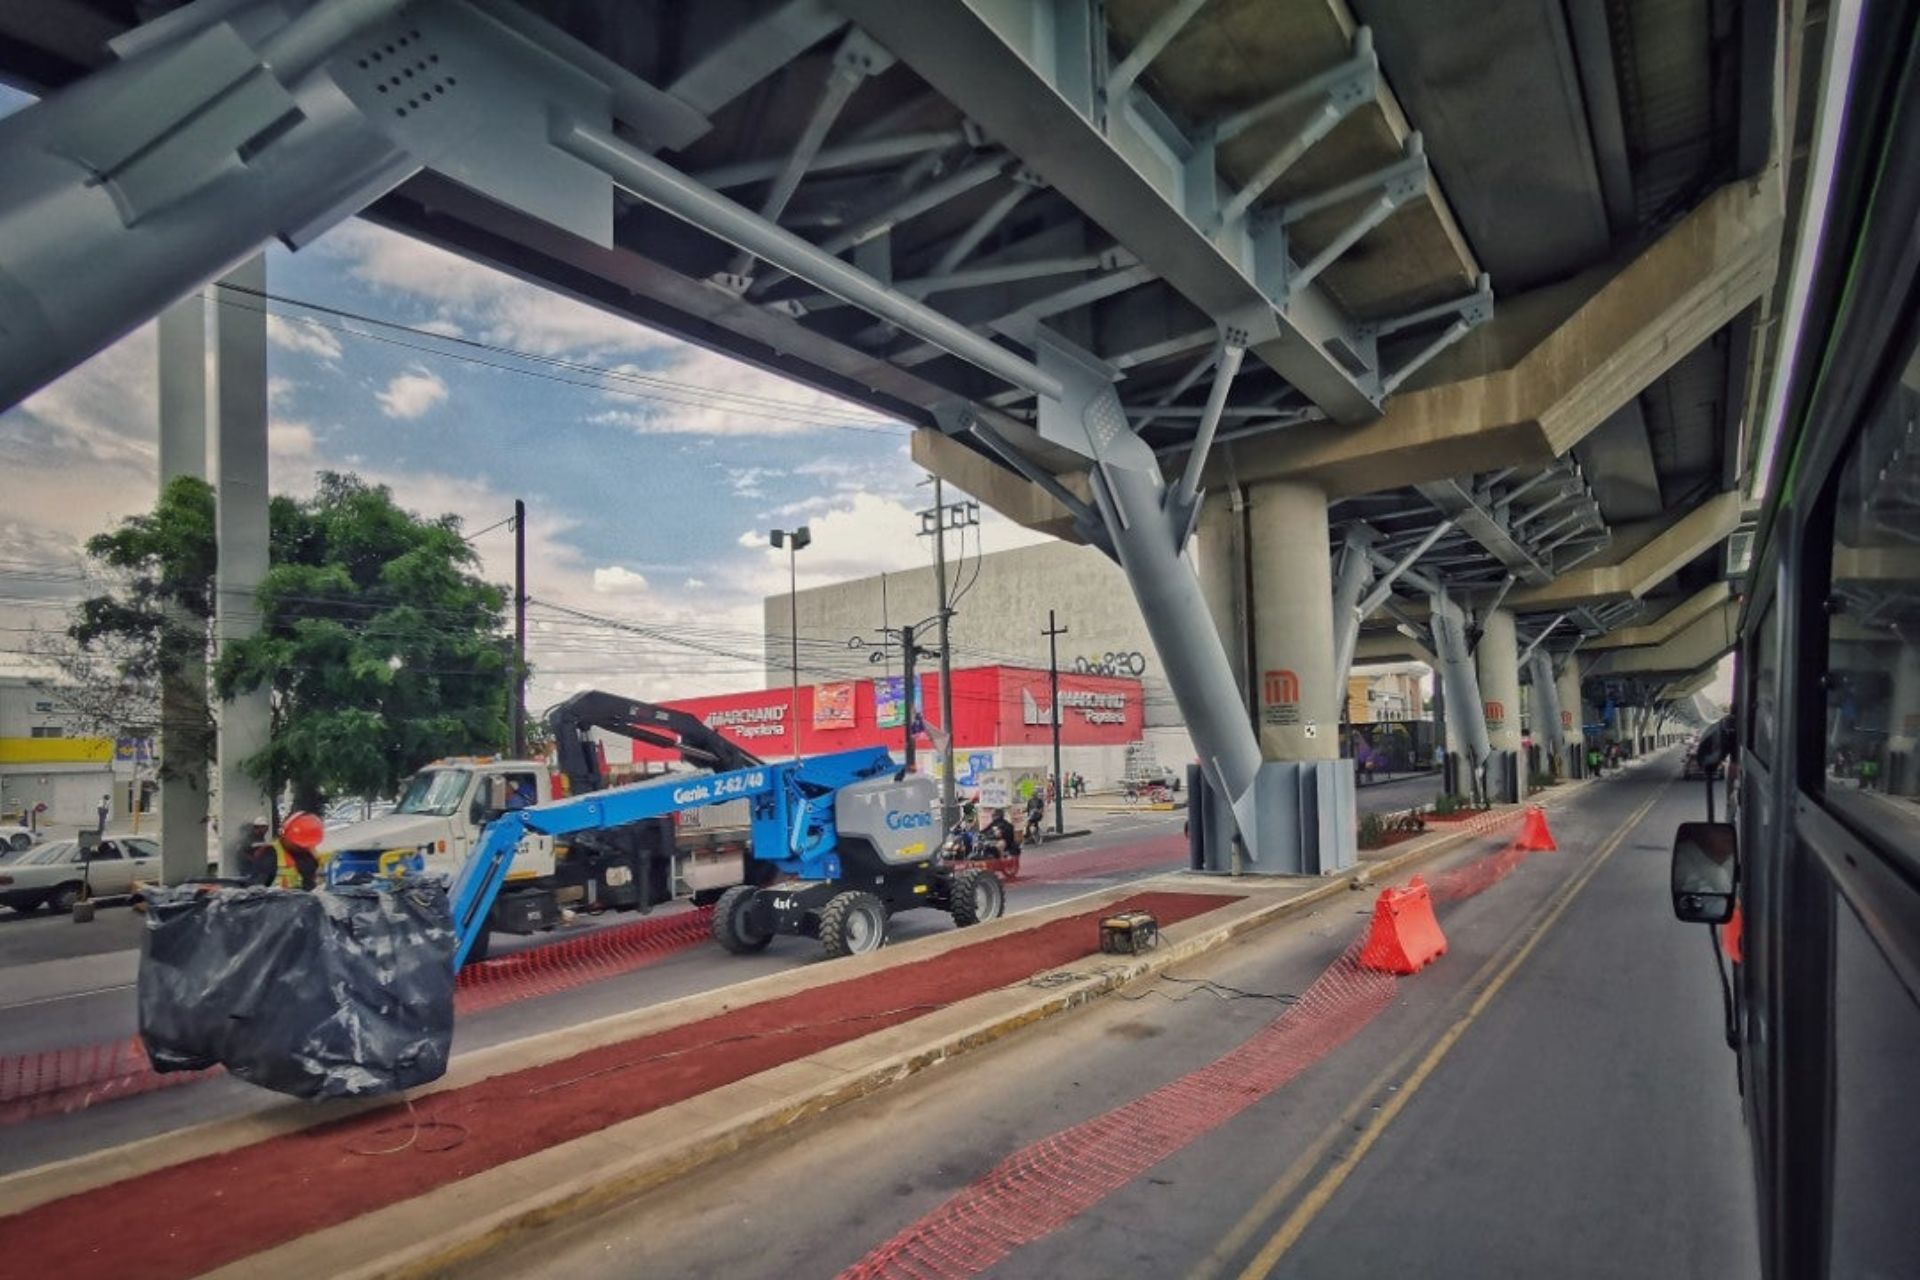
xmin=1476 ymin=608 xmax=1526 ymax=802
xmin=1194 ymin=490 xmax=1251 ymax=699
xmin=1526 ymin=648 xmax=1564 ymax=780
xmin=1557 ymin=656 xmax=1587 ymax=777
xmin=1429 ymin=590 xmax=1491 ymax=802
xmin=214 ymin=254 xmax=272 ymax=877
xmin=1234 ymin=480 xmax=1354 ymax=874
xmin=157 ymin=293 xmax=211 ymax=886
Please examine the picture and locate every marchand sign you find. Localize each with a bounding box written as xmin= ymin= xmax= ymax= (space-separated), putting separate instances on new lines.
xmin=705 ymin=705 xmax=788 ymax=738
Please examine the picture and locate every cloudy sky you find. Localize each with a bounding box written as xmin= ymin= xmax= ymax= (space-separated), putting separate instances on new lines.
xmin=0 ymin=84 xmax=1051 ymax=711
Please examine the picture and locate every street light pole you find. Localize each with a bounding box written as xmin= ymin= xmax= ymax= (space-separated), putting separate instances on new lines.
xmin=770 ymin=526 xmax=812 ymax=760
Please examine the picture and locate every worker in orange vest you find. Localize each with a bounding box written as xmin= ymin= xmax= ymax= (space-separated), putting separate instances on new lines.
xmin=246 ymin=812 xmax=324 ymax=889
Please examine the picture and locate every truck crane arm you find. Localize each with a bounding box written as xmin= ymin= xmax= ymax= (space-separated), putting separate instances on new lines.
xmin=446 ymin=747 xmax=898 ymax=967
xmin=548 ymin=689 xmax=764 ymax=795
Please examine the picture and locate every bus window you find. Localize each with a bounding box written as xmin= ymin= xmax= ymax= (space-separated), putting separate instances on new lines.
xmin=1823 ymin=343 xmax=1920 ymax=863
xmin=1828 ymin=900 xmax=1920 ymax=1275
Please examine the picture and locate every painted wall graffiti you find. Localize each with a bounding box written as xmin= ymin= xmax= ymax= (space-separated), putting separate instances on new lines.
xmin=1072 ymin=650 xmax=1148 ymax=678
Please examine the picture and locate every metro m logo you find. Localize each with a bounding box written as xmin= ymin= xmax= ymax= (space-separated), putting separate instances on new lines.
xmin=1561 ymin=710 xmax=1574 ymax=730
xmin=1263 ymin=669 xmax=1300 ymax=705
xmin=1485 ymin=700 xmax=1506 ymax=725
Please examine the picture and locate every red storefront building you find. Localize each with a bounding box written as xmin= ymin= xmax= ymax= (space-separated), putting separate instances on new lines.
xmin=623 ymin=665 xmax=1146 ymax=790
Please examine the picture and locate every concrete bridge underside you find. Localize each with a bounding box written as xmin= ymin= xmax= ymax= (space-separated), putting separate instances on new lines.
xmin=0 ymin=0 xmax=1821 ymax=871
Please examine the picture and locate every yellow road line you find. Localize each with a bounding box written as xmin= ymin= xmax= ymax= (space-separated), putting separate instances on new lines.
xmin=1228 ymin=782 xmax=1669 ymax=1280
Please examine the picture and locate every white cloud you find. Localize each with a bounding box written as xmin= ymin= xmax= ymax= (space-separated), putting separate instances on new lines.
xmin=375 ymin=368 xmax=447 ymax=419
xmin=591 ymin=346 xmax=898 ymax=439
xmin=684 ymin=577 xmax=707 ymax=589
xmin=265 ymin=313 xmax=343 ymax=361
xmin=314 ymin=220 xmax=899 ymax=440
xmin=319 ymin=221 xmax=676 ymax=358
xmin=269 ymin=419 xmax=315 ymax=458
xmin=591 ymin=566 xmax=650 ymax=593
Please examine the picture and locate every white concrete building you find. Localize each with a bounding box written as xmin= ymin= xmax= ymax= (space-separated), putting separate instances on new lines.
xmin=770 ymin=542 xmax=1443 ymax=788
xmin=766 ymin=540 xmax=1196 ymax=775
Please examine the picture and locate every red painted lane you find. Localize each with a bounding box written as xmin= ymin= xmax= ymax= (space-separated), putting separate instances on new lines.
xmin=0 ymin=891 xmax=1238 ymax=1280
xmin=0 ymin=826 xmax=1195 ymax=1126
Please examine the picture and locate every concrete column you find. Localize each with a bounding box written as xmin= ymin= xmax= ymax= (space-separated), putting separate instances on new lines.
xmin=1889 ymin=644 xmax=1920 ymax=795
xmin=1224 ymin=478 xmax=1355 ymax=875
xmin=1556 ymin=658 xmax=1586 ymax=778
xmin=215 ymin=255 xmax=271 ymax=876
xmin=1247 ymin=480 xmax=1338 ymax=762
xmin=1193 ymin=489 xmax=1249 ymax=706
xmin=1476 ymin=607 xmax=1525 ymax=801
xmin=157 ymin=295 xmax=211 ymax=884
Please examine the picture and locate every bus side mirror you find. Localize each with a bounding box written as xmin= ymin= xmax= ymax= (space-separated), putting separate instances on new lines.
xmin=1672 ymin=821 xmax=1738 ymax=924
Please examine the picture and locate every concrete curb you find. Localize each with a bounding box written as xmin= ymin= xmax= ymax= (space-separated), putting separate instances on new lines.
xmin=208 ymin=808 xmax=1527 ymax=1280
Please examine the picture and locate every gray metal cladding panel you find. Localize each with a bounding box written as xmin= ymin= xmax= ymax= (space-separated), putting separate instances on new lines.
xmin=834 ymin=774 xmax=940 ymax=865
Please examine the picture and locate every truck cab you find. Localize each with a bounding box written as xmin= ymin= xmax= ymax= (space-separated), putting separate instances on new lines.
xmin=326 ymin=757 xmax=556 ymax=883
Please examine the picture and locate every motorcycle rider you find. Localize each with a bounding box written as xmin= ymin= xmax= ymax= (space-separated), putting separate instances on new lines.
xmin=1023 ymin=790 xmax=1046 ymax=844
xmin=944 ymin=818 xmax=978 ymax=861
xmin=981 ymin=807 xmax=1021 ymax=859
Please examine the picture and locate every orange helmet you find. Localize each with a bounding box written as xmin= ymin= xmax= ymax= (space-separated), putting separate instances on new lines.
xmin=282 ymin=811 xmax=324 ymax=851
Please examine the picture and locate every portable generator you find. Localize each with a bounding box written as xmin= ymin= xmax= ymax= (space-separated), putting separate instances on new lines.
xmin=1099 ymin=910 xmax=1160 ymax=955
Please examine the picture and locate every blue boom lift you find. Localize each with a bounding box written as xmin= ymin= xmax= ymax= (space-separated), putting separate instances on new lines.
xmin=443 ymin=697 xmax=1006 ymax=968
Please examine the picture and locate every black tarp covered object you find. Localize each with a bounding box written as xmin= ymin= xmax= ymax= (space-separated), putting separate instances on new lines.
xmin=138 ymin=879 xmax=456 ymax=1099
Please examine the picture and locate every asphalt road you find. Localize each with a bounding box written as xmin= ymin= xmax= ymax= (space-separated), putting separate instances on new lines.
xmin=0 ymin=805 xmax=1191 ymax=1174
xmin=469 ymin=754 xmax=1758 ymax=1280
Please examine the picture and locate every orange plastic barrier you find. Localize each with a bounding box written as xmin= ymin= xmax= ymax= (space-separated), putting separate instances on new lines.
xmin=1516 ymin=805 xmax=1557 ymax=851
xmin=1358 ymin=876 xmax=1448 ymax=975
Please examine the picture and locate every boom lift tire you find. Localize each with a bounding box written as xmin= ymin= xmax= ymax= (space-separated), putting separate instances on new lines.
xmin=948 ymin=868 xmax=1004 ymax=927
xmin=818 ymin=890 xmax=887 ymax=958
xmin=712 ymin=883 xmax=773 ymax=954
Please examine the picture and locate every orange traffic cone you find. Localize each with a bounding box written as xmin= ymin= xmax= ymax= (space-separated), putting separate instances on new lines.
xmin=1516 ymin=805 xmax=1557 ymax=851
xmin=1358 ymin=876 xmax=1448 ymax=975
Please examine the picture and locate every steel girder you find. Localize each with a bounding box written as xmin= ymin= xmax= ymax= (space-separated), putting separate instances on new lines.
xmin=831 ymin=0 xmax=1481 ymax=426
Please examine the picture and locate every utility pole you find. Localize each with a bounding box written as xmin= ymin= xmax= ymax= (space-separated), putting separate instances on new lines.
xmin=899 ymin=621 xmax=918 ymax=772
xmin=1043 ymin=610 xmax=1068 ymax=836
xmin=512 ymin=498 xmax=527 ymax=758
xmin=917 ymin=478 xmax=975 ymax=829
xmin=933 ymin=477 xmax=954 ymax=828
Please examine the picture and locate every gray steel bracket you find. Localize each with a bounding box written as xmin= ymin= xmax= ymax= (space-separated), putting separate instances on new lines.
xmin=1030 ymin=326 xmax=1268 ymax=858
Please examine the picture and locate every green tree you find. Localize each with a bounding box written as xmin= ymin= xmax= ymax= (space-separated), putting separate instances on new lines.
xmin=56 ymin=475 xmax=218 ymax=775
xmin=68 ymin=472 xmax=511 ymax=813
xmin=216 ymin=473 xmax=511 ymax=810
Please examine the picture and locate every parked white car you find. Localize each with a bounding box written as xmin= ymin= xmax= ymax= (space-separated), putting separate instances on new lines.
xmin=0 ymin=824 xmax=42 ymax=853
xmin=0 ymin=836 xmax=160 ymax=913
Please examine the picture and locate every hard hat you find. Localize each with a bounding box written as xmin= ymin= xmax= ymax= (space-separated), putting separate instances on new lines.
xmin=282 ymin=811 xmax=325 ymax=850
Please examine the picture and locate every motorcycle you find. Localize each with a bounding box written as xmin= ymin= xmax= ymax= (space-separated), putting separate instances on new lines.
xmin=947 ymin=822 xmax=1021 ymax=883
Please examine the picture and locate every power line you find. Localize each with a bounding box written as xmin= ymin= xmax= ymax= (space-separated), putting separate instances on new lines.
xmin=204 ymin=284 xmax=909 ymax=436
